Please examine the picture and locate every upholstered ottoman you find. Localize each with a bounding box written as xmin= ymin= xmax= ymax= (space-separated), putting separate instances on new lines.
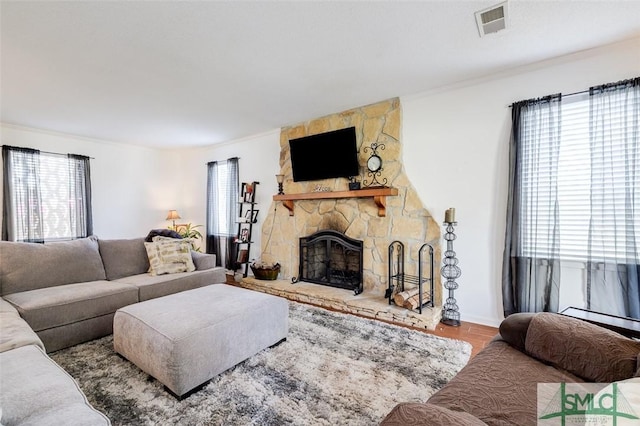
xmin=113 ymin=284 xmax=288 ymax=398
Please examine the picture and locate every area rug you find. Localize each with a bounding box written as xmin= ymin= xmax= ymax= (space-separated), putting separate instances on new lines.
xmin=52 ymin=302 xmax=472 ymax=425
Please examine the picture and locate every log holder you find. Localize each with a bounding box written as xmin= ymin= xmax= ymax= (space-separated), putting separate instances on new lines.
xmin=385 ymin=241 xmax=434 ymax=314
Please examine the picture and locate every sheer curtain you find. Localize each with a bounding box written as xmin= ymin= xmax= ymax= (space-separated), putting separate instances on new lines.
xmin=206 ymin=157 xmax=239 ymax=270
xmin=502 ymin=95 xmax=562 ymax=316
xmin=2 ymin=146 xmax=43 ymax=242
xmin=586 ymin=78 xmax=640 ymax=318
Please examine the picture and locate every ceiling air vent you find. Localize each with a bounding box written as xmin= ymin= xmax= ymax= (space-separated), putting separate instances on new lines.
xmin=475 ymin=1 xmax=508 ymax=37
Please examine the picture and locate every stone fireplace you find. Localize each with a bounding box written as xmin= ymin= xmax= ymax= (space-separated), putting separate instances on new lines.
xmin=245 ymin=98 xmax=443 ymax=329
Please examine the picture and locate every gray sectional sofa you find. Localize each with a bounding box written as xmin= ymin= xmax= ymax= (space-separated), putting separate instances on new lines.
xmin=0 ymin=236 xmax=226 ymax=425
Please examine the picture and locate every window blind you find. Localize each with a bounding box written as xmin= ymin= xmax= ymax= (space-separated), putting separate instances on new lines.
xmin=520 ymin=85 xmax=640 ymax=263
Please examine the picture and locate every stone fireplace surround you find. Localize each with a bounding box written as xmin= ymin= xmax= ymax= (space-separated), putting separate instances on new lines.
xmin=240 ymin=98 xmax=443 ymax=330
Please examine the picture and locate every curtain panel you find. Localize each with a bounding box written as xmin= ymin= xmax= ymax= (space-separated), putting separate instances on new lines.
xmin=206 ymin=157 xmax=239 ymax=270
xmin=502 ymin=95 xmax=562 ymax=316
xmin=586 ymin=77 xmax=640 ymax=318
xmin=68 ymin=154 xmax=93 ymax=238
xmin=2 ymin=146 xmax=43 ymax=242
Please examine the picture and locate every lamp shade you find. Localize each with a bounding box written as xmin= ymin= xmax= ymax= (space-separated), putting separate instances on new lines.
xmin=276 ymin=174 xmax=284 ymax=184
xmin=166 ymin=210 xmax=181 ymax=221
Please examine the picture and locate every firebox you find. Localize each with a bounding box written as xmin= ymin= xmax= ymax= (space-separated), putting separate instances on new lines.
xmin=297 ymin=230 xmax=363 ymax=295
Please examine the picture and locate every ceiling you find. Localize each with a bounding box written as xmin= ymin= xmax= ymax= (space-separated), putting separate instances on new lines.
xmin=2 ymin=1 xmax=639 ymax=149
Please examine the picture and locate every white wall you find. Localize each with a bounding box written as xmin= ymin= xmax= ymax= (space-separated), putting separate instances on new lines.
xmin=0 ymin=124 xmax=178 ymax=238
xmin=174 ymin=129 xmax=281 ymax=261
xmin=401 ymin=38 xmax=640 ymax=326
xmin=3 ymin=37 xmax=637 ymax=326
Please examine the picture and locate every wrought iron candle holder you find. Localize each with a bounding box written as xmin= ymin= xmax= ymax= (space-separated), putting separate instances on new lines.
xmin=275 ymin=174 xmax=284 ymax=195
xmin=441 ymin=220 xmax=461 ymax=326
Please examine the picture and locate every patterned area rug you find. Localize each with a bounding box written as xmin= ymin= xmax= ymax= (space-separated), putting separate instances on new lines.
xmin=52 ymin=302 xmax=472 ymax=425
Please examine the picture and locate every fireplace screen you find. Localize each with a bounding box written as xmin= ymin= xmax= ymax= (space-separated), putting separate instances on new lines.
xmin=298 ymin=230 xmax=363 ymax=295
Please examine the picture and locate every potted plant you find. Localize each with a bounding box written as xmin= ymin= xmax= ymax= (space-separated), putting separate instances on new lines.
xmin=171 ymin=223 xmax=203 ymax=252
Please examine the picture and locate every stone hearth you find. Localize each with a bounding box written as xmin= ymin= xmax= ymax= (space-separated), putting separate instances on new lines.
xmin=240 ymin=277 xmax=442 ymax=330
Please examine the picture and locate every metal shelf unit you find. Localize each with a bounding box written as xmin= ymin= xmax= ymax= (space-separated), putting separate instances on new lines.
xmin=235 ymin=181 xmax=259 ymax=278
xmin=386 ymin=241 xmax=434 ymax=314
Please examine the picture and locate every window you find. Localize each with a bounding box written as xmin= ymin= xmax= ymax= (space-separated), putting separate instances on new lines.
xmin=2 ymin=146 xmax=92 ymax=242
xmin=206 ymin=157 xmax=239 ymax=269
xmin=519 ymin=87 xmax=639 ymax=263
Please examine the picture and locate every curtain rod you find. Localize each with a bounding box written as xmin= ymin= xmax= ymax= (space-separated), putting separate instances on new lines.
xmin=205 ymin=156 xmax=240 ymax=165
xmin=508 ymin=77 xmax=639 ymax=108
xmin=1 ymin=145 xmax=95 ymax=159
xmin=507 ymin=89 xmax=587 ymax=108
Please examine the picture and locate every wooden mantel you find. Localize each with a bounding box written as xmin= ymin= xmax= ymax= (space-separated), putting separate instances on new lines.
xmin=273 ymin=187 xmax=399 ymax=217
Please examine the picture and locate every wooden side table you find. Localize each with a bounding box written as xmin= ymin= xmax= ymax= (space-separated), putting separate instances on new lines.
xmin=559 ymin=306 xmax=640 ymax=339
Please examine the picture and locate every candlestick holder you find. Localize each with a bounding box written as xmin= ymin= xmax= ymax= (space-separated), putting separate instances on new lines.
xmin=275 ymin=174 xmax=284 ymax=195
xmin=441 ymin=221 xmax=461 ymax=326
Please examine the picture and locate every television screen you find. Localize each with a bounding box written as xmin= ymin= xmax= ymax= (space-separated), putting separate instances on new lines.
xmin=289 ymin=127 xmax=359 ymax=182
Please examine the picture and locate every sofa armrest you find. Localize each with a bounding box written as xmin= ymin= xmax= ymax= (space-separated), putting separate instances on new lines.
xmin=381 ymin=403 xmax=487 ymax=426
xmin=191 ymin=251 xmax=217 ymax=271
xmin=499 ymin=312 xmax=535 ymax=353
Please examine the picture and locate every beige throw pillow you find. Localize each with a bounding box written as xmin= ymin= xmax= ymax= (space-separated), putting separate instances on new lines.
xmin=144 ymin=239 xmax=195 ymax=276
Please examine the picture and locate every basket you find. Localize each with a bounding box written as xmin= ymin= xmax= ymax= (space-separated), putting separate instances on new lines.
xmin=250 ymin=263 xmax=281 ymax=280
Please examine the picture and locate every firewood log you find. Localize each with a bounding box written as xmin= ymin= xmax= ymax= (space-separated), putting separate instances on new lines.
xmin=403 ymin=294 xmax=430 ymax=310
xmin=393 ymin=287 xmax=420 ymax=306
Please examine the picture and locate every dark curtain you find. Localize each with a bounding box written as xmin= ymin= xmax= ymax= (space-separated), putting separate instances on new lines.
xmin=206 ymin=157 xmax=239 ymax=270
xmin=68 ymin=154 xmax=93 ymax=238
xmin=586 ymin=78 xmax=640 ymax=318
xmin=502 ymin=95 xmax=562 ymax=316
xmin=2 ymin=146 xmax=44 ymax=242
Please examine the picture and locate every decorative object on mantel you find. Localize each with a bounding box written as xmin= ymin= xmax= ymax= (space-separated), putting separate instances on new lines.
xmin=386 ymin=241 xmax=434 ymax=314
xmin=312 ymin=185 xmax=332 ymax=192
xmin=363 ymin=142 xmax=387 ymax=187
xmin=348 ymin=176 xmax=361 ymax=190
xmin=441 ymin=208 xmax=461 ymax=326
xmin=275 ymin=174 xmax=285 ymax=195
xmin=250 ymin=261 xmax=281 ymax=280
xmin=165 ymin=210 xmax=181 ymax=229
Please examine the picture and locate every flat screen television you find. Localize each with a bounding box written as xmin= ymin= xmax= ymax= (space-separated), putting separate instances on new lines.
xmin=289 ymin=127 xmax=359 ymax=182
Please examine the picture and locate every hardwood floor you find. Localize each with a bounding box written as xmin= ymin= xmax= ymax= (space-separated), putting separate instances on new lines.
xmin=427 ymin=321 xmax=498 ymax=358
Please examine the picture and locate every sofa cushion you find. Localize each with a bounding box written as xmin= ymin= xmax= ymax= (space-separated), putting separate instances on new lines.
xmin=427 ymin=339 xmax=584 ymax=425
xmin=144 ymin=239 xmax=196 ymax=276
xmin=3 ymin=281 xmax=139 ymax=332
xmin=0 ymin=297 xmax=18 ymax=314
xmin=191 ymin=251 xmax=217 ymax=270
xmin=0 ymin=236 xmax=107 ymax=296
xmin=0 ymin=312 xmax=45 ymax=353
xmin=98 ymin=238 xmax=150 ymax=280
xmin=114 ymin=268 xmax=225 ymax=301
xmin=0 ymin=344 xmax=110 ymax=425
xmin=381 ymin=403 xmax=487 ymax=425
xmin=525 ymin=312 xmax=640 ymax=382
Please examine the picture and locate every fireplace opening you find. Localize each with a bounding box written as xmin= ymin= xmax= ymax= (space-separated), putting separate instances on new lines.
xmin=298 ymin=230 xmax=363 ymax=295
